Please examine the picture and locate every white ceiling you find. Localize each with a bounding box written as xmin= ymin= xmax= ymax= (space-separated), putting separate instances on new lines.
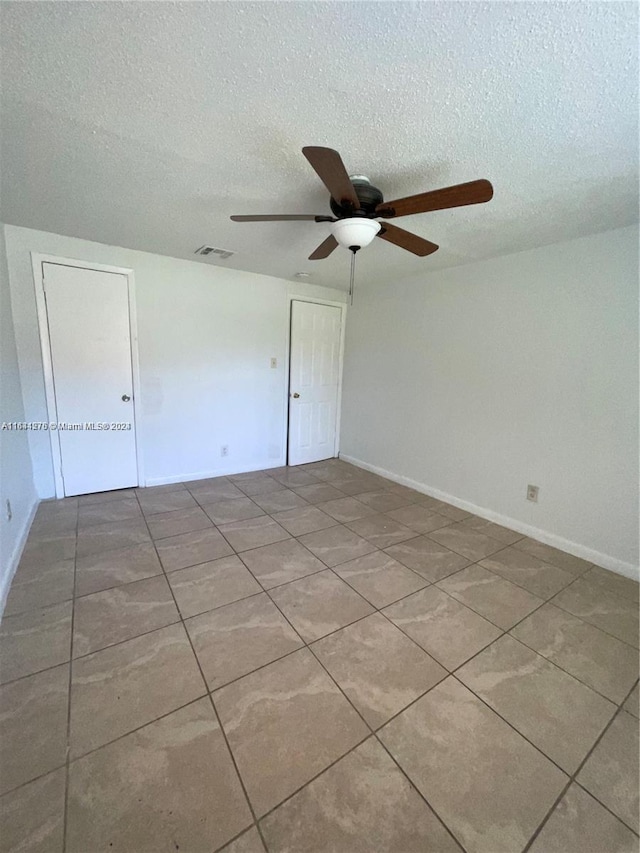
xmin=1 ymin=1 xmax=637 ymax=289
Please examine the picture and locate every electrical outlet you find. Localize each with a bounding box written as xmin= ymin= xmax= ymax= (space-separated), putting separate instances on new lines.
xmin=526 ymin=484 xmax=539 ymax=503
xmin=6 ymin=499 xmax=12 ymax=521
xmin=221 ymin=445 xmax=229 ymax=457
xmin=270 ymin=357 xmax=277 ymax=369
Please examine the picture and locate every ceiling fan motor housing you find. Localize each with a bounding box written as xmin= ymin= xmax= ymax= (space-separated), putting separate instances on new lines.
xmin=330 ymin=176 xmax=383 ymax=218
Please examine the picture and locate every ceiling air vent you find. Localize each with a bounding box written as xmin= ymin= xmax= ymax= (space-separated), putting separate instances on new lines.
xmin=194 ymin=245 xmax=234 ymax=260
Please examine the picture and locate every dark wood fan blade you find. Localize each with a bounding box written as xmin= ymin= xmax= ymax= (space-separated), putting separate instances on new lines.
xmin=378 ymin=223 xmax=439 ymax=256
xmin=231 ymin=214 xmax=320 ymax=221
xmin=302 ymin=147 xmax=359 ymax=208
xmin=309 ymin=234 xmax=339 ymax=260
xmin=376 ymin=179 xmax=493 ymax=219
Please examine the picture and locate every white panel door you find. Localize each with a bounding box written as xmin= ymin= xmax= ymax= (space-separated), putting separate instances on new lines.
xmin=288 ymin=300 xmax=342 ymax=466
xmin=43 ymin=262 xmax=138 ymax=496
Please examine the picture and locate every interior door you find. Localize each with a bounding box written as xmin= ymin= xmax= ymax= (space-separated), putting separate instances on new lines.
xmin=43 ymin=262 xmax=138 ymax=496
xmin=288 ymin=300 xmax=342 ymax=466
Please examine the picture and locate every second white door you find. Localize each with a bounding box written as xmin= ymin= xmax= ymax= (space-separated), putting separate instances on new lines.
xmin=288 ymin=300 xmax=342 ymax=466
xmin=43 ymin=261 xmax=138 ymax=496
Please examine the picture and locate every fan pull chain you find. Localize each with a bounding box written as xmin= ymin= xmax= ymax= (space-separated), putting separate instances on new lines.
xmin=349 ymin=247 xmax=358 ymax=305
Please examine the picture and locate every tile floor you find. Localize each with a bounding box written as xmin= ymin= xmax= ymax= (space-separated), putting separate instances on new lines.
xmin=1 ymin=459 xmax=638 ymax=852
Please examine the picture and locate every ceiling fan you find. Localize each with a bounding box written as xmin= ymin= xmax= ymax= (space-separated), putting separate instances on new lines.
xmin=230 ymin=147 xmax=493 ymax=260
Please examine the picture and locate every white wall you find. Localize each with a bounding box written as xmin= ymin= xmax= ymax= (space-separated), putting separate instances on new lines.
xmin=0 ymin=224 xmax=38 ymax=603
xmin=341 ymin=226 xmax=639 ymax=576
xmin=4 ymin=225 xmax=345 ymax=497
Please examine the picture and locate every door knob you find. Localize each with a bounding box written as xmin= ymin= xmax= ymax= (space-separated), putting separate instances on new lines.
xmin=292 ymin=392 xmax=300 ymax=399
xmin=121 ymin=394 xmax=131 ymax=402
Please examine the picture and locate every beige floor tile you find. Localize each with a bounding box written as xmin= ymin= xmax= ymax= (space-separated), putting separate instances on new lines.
xmin=385 ymin=536 xmax=470 ymax=582
xmin=66 ymin=699 xmax=252 ymax=853
xmin=28 ymin=515 xmax=77 ymax=540
xmin=19 ymin=535 xmax=76 ymax=570
xmin=34 ymin=495 xmax=77 ymax=512
xmin=583 ymin=565 xmax=640 ymax=603
xmin=0 ymin=601 xmax=72 ymax=684
xmin=137 ymin=488 xmax=198 ymax=515
xmin=168 ymin=555 xmax=261 ymax=618
xmin=379 ymin=677 xmax=567 ymax=853
xmin=204 ymin=497 xmax=266 ymax=525
xmin=239 ymin=539 xmax=325 ymax=589
xmin=428 ymin=523 xmax=506 ymax=561
xmin=77 ymin=498 xmax=142 ymax=528
xmin=4 ymin=558 xmax=75 ymax=616
xmin=155 ymin=526 xmax=234 ymax=571
xmin=146 ymin=505 xmax=213 ymax=539
xmin=194 ymin=483 xmax=250 ymax=505
xmin=230 ymin=470 xmax=276 ymax=482
xmin=252 ymin=488 xmax=309 ymax=513
xmin=300 ymin=461 xmax=350 ymax=481
xmin=292 ymin=483 xmax=347 ymax=504
xmin=188 ymin=479 xmax=246 ymax=503
xmin=270 ymin=469 xmax=320 ymax=488
xmin=511 ymin=603 xmax=640 ymax=703
xmin=218 ymin=516 xmax=290 ymax=552
xmin=75 ymin=542 xmax=162 ymax=596
xmin=134 ymin=483 xmax=186 ymax=496
xmin=80 ymin=488 xmax=139 ymax=503
xmin=528 ymin=783 xmax=638 ymax=853
xmin=385 ymin=483 xmax=427 ymax=501
xmin=385 ymin=505 xmax=452 ymax=535
xmin=69 ymin=623 xmax=205 ymax=758
xmin=434 ymin=503 xmax=473 ymax=521
xmin=187 ymin=593 xmax=302 ymax=689
xmin=384 ymin=587 xmax=502 ymax=671
xmin=455 ymin=514 xmax=524 ymax=545
xmin=513 ymin=538 xmax=592 ymax=574
xmin=316 ymin=496 xmax=376 ymax=523
xmin=346 ymin=514 xmax=416 ymax=549
xmin=437 ymin=564 xmax=544 ymax=629
xmin=479 ymin=547 xmax=576 ymax=599
xmin=352 ymin=490 xmax=412 ymax=513
xmin=73 ymin=575 xmax=179 ymax=657
xmin=215 ymin=648 xmax=368 ymax=816
xmin=298 ymin=525 xmax=376 ymax=568
xmin=623 ymin=682 xmax=639 ymax=718
xmin=577 ymin=710 xmax=639 ymax=832
xmin=552 ymin=575 xmax=639 ymax=647
xmin=24 ymin=504 xmax=75 ymax=531
xmin=237 ymin=476 xmax=286 ymax=497
xmin=261 ymin=737 xmax=462 ymax=852
xmin=328 ymin=477 xmax=384 ymax=496
xmin=76 ymin=518 xmax=150 ymax=558
xmin=457 ymin=635 xmax=616 ymax=772
xmin=185 ymin=475 xmax=233 ymax=489
xmin=312 ymin=613 xmax=446 ymax=728
xmin=0 ymin=767 xmax=66 ymax=853
xmin=270 ymin=505 xmax=338 ymax=537
xmin=270 ymin=570 xmax=374 ymax=642
xmin=220 ymin=827 xmax=266 ymax=852
xmin=333 ymin=551 xmax=427 ymax=608
xmin=0 ymin=664 xmax=69 ymax=795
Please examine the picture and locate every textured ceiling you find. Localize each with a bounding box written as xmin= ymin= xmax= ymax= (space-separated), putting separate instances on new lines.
xmin=1 ymin=1 xmax=637 ymax=289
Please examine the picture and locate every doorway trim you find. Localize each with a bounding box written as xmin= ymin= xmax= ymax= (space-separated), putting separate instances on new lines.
xmin=284 ymin=295 xmax=347 ymax=466
xmin=31 ymin=253 xmax=144 ymax=498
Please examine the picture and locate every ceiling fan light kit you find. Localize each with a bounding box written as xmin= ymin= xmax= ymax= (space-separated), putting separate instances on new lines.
xmin=330 ymin=217 xmax=381 ymax=250
xmin=231 ymin=146 xmax=493 ymax=300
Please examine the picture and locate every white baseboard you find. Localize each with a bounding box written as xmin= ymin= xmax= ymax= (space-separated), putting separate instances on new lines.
xmin=0 ymin=497 xmax=40 ymax=619
xmin=144 ymin=458 xmax=286 ymax=488
xmin=340 ymin=454 xmax=639 ymax=582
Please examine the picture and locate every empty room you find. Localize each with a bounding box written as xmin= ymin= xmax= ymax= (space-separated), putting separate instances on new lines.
xmin=0 ymin=2 xmax=638 ymax=852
